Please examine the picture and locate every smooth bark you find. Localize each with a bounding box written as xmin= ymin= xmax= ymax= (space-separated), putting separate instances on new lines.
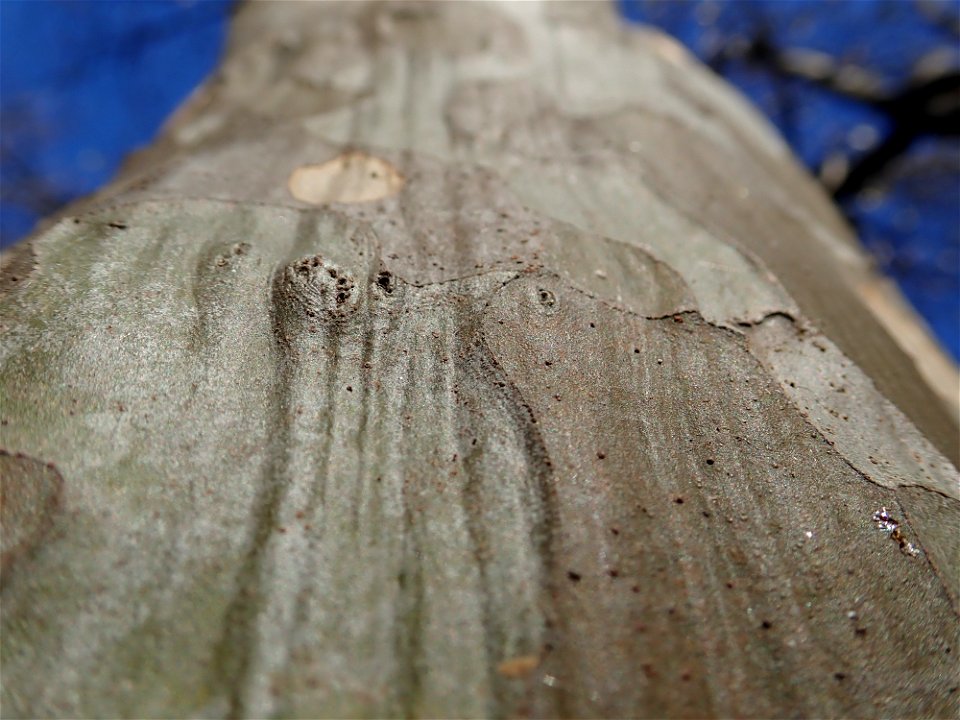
xmin=1 ymin=3 xmax=957 ymax=718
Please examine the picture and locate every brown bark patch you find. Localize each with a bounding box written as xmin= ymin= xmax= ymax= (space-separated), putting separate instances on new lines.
xmin=0 ymin=450 xmax=64 ymax=585
xmin=497 ymin=654 xmax=540 ymax=679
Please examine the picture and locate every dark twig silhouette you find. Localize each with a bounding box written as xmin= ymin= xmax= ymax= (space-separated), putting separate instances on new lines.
xmin=705 ymin=21 xmax=959 ymax=200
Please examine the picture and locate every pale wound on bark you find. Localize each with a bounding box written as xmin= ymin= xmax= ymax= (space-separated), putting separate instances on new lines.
xmin=288 ymin=152 xmax=404 ymax=205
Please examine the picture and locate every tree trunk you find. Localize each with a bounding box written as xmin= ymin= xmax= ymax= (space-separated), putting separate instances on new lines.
xmin=1 ymin=2 xmax=957 ymax=718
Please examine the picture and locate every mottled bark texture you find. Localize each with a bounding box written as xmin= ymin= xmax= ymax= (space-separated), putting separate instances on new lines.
xmin=1 ymin=2 xmax=958 ymax=718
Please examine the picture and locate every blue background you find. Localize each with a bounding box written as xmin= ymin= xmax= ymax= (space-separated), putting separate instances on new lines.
xmin=2 ymin=0 xmax=957 ymax=359
xmin=0 ymin=0 xmax=232 ymax=240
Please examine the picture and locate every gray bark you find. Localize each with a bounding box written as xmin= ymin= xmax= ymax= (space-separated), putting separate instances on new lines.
xmin=1 ymin=2 xmax=958 ymax=718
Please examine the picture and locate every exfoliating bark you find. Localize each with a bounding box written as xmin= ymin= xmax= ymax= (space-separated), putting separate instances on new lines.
xmin=1 ymin=2 xmax=957 ymax=718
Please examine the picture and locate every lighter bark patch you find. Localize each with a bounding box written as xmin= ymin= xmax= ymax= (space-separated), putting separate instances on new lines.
xmin=288 ymin=152 xmax=404 ymax=204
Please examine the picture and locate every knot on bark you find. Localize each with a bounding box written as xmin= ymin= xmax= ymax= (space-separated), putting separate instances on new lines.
xmin=274 ymin=255 xmax=360 ymax=334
